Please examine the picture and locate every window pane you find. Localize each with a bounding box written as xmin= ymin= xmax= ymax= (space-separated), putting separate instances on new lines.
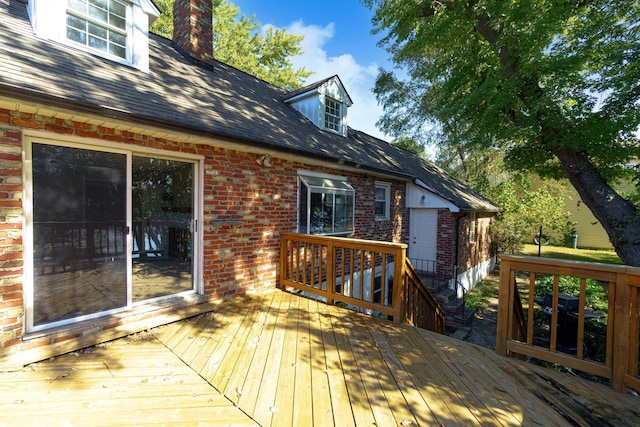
xmin=89 ymin=4 xmax=108 ymax=24
xmin=68 ymin=0 xmax=86 ymax=13
xmin=110 ymin=14 xmax=126 ymax=30
xmin=110 ymin=31 xmax=126 ymax=46
xmin=334 ymin=194 xmax=354 ymax=233
xmin=310 ymin=193 xmax=331 ymax=234
xmin=110 ymin=1 xmax=127 ymax=18
xmin=375 ymin=201 xmax=385 ymax=217
xmin=32 ymin=144 xmax=127 ymax=327
xmin=109 ymin=43 xmax=126 ymax=59
xmin=324 ymin=98 xmax=342 ymax=132
xmin=90 ymin=0 xmax=108 ymax=10
xmin=89 ymin=35 xmax=107 ymax=51
xmin=66 ymin=0 xmax=128 ymax=59
xmin=66 ymin=27 xmax=86 ymax=44
xmin=298 ymin=182 xmax=308 ymax=233
xmin=67 ymin=15 xmax=86 ymax=31
xmin=132 ymin=157 xmax=194 ymax=302
xmin=375 ymin=187 xmax=386 ymax=201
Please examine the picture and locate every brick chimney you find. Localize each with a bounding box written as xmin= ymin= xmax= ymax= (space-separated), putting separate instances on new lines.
xmin=173 ymin=0 xmax=214 ymax=67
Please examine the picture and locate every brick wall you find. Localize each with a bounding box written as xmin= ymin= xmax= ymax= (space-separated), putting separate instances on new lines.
xmin=436 ymin=209 xmax=455 ymax=278
xmin=173 ymin=0 xmax=215 ymax=66
xmin=456 ymin=212 xmax=494 ymax=273
xmin=0 ymin=111 xmax=24 ymax=349
xmin=0 ymin=109 xmax=408 ymax=351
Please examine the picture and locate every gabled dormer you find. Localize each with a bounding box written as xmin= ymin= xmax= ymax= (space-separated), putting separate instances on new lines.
xmin=283 ymin=75 xmax=353 ymax=137
xmin=27 ymin=0 xmax=160 ymax=72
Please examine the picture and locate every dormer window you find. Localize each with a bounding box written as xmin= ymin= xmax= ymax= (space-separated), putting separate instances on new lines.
xmin=324 ymin=97 xmax=343 ymax=134
xmin=283 ymin=75 xmax=353 ymax=138
xmin=66 ymin=0 xmax=128 ymax=60
xmin=27 ymin=0 xmax=159 ymax=72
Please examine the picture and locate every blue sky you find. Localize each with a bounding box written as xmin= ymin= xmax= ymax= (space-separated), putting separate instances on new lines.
xmin=232 ymin=0 xmax=392 ymax=140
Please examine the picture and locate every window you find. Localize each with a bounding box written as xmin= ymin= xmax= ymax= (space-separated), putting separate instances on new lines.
xmin=375 ymin=182 xmax=391 ymax=220
xmin=298 ymin=173 xmax=354 ymax=235
xmin=469 ymin=212 xmax=476 ymax=243
xmin=25 ymin=138 xmax=201 ymax=332
xmin=324 ymin=97 xmax=343 ymax=133
xmin=66 ymin=0 xmax=128 ymax=60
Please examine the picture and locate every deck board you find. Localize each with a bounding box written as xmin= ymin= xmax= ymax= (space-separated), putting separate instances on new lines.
xmin=2 ymin=289 xmax=639 ymax=426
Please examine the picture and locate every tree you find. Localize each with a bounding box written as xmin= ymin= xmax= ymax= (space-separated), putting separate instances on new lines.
xmin=151 ymin=0 xmax=311 ymax=90
xmin=485 ymin=177 xmax=573 ymax=254
xmin=364 ymin=0 xmax=640 ymax=265
xmin=391 ymin=136 xmax=426 ymax=157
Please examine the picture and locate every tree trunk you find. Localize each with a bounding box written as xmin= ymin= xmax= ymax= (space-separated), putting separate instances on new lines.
xmin=552 ymin=147 xmax=640 ymax=266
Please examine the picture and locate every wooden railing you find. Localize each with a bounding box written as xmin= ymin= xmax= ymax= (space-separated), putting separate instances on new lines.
xmin=404 ymin=258 xmax=446 ymax=333
xmin=496 ymin=255 xmax=640 ymax=392
xmin=279 ymin=232 xmax=445 ymax=334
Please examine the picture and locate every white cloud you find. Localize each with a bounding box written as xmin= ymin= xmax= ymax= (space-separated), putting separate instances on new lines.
xmin=284 ymin=20 xmax=389 ymax=141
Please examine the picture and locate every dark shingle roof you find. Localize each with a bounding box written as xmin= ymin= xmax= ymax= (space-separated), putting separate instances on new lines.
xmin=0 ymin=1 xmax=499 ymax=212
xmin=283 ymin=74 xmax=353 ymax=106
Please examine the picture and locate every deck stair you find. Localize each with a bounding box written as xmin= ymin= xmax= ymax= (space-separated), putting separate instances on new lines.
xmin=418 ymin=271 xmax=475 ymax=326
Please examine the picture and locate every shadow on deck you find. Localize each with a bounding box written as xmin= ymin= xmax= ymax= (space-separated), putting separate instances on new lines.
xmin=1 ymin=290 xmax=638 ymax=426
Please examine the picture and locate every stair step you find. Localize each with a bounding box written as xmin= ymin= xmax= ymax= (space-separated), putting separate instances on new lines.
xmin=450 ymin=307 xmax=476 ymax=326
xmin=446 ymin=325 xmax=471 ymax=340
xmin=444 ymin=298 xmax=465 ymax=313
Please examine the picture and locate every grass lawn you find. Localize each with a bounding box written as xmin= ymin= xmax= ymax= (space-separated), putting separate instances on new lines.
xmin=518 ymin=243 xmax=622 ymax=265
xmin=465 ymin=244 xmax=622 ymax=313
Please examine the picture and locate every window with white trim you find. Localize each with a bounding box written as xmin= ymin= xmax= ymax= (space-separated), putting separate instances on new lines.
xmin=469 ymin=212 xmax=476 ymax=243
xmin=375 ymin=182 xmax=391 ymax=220
xmin=324 ymin=97 xmax=343 ymax=134
xmin=25 ymin=137 xmax=202 ymax=332
xmin=28 ymin=0 xmax=158 ymax=71
xmin=298 ymin=173 xmax=354 ymax=235
xmin=66 ymin=0 xmax=129 ymax=60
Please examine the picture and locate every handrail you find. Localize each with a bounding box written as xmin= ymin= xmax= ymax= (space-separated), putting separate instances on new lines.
xmin=279 ymin=232 xmax=445 ymax=333
xmin=496 ymin=254 xmax=640 ymax=392
xmin=403 ymin=258 xmax=446 ymax=333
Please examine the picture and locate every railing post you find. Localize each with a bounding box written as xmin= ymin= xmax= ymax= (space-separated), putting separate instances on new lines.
xmin=326 ymin=239 xmax=335 ymax=305
xmin=279 ymin=233 xmax=287 ymax=290
xmin=393 ymin=246 xmax=407 ymax=323
xmin=612 ymin=271 xmax=630 ymax=391
xmin=496 ymin=257 xmax=511 ymax=356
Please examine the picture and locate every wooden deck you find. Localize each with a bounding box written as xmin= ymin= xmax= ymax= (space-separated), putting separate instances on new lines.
xmin=2 ymin=290 xmax=639 ymax=426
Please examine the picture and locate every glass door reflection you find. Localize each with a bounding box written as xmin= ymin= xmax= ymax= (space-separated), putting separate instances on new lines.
xmin=132 ymin=156 xmax=194 ymax=302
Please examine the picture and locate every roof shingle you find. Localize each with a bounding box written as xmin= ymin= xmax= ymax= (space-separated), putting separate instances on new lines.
xmin=0 ymin=1 xmax=499 ymax=212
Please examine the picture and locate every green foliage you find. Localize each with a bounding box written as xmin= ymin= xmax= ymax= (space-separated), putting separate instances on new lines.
xmin=464 ymin=275 xmax=499 ymax=313
xmin=150 ymin=0 xmax=311 ymax=90
xmin=363 ymin=0 xmax=640 ymax=265
xmin=364 ymin=0 xmax=639 ymax=179
xmin=534 ymin=275 xmax=609 ymax=313
xmin=485 ymin=177 xmax=571 ymax=253
xmin=391 ymin=136 xmax=425 ymax=157
xmin=519 ymin=244 xmax=623 ymax=264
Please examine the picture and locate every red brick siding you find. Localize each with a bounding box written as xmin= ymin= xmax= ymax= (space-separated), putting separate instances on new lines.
xmin=436 ymin=209 xmax=455 ymax=278
xmin=0 ymin=124 xmax=24 ymax=348
xmin=456 ymin=212 xmax=494 ymax=274
xmin=173 ymin=0 xmax=215 ymax=66
xmin=0 ymin=111 xmax=409 ymax=351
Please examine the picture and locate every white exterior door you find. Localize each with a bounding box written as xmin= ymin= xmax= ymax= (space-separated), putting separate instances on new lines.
xmin=409 ymin=209 xmax=438 ymax=262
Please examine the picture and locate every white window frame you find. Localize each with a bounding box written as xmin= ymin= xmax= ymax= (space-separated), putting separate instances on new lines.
xmin=297 ymin=171 xmax=355 ymax=236
xmin=469 ymin=212 xmax=476 ymax=243
xmin=23 ymin=132 xmax=204 ymax=333
xmin=28 ymin=0 xmax=157 ymax=72
xmin=324 ymin=97 xmax=343 ymax=134
xmin=374 ymin=182 xmax=391 ymax=220
xmin=65 ymin=0 xmax=130 ymax=61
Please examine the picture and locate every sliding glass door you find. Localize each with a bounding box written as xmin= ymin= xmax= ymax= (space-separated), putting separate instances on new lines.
xmin=132 ymin=156 xmax=193 ymax=301
xmin=32 ymin=143 xmax=128 ymax=326
xmin=29 ymin=141 xmax=198 ymax=331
